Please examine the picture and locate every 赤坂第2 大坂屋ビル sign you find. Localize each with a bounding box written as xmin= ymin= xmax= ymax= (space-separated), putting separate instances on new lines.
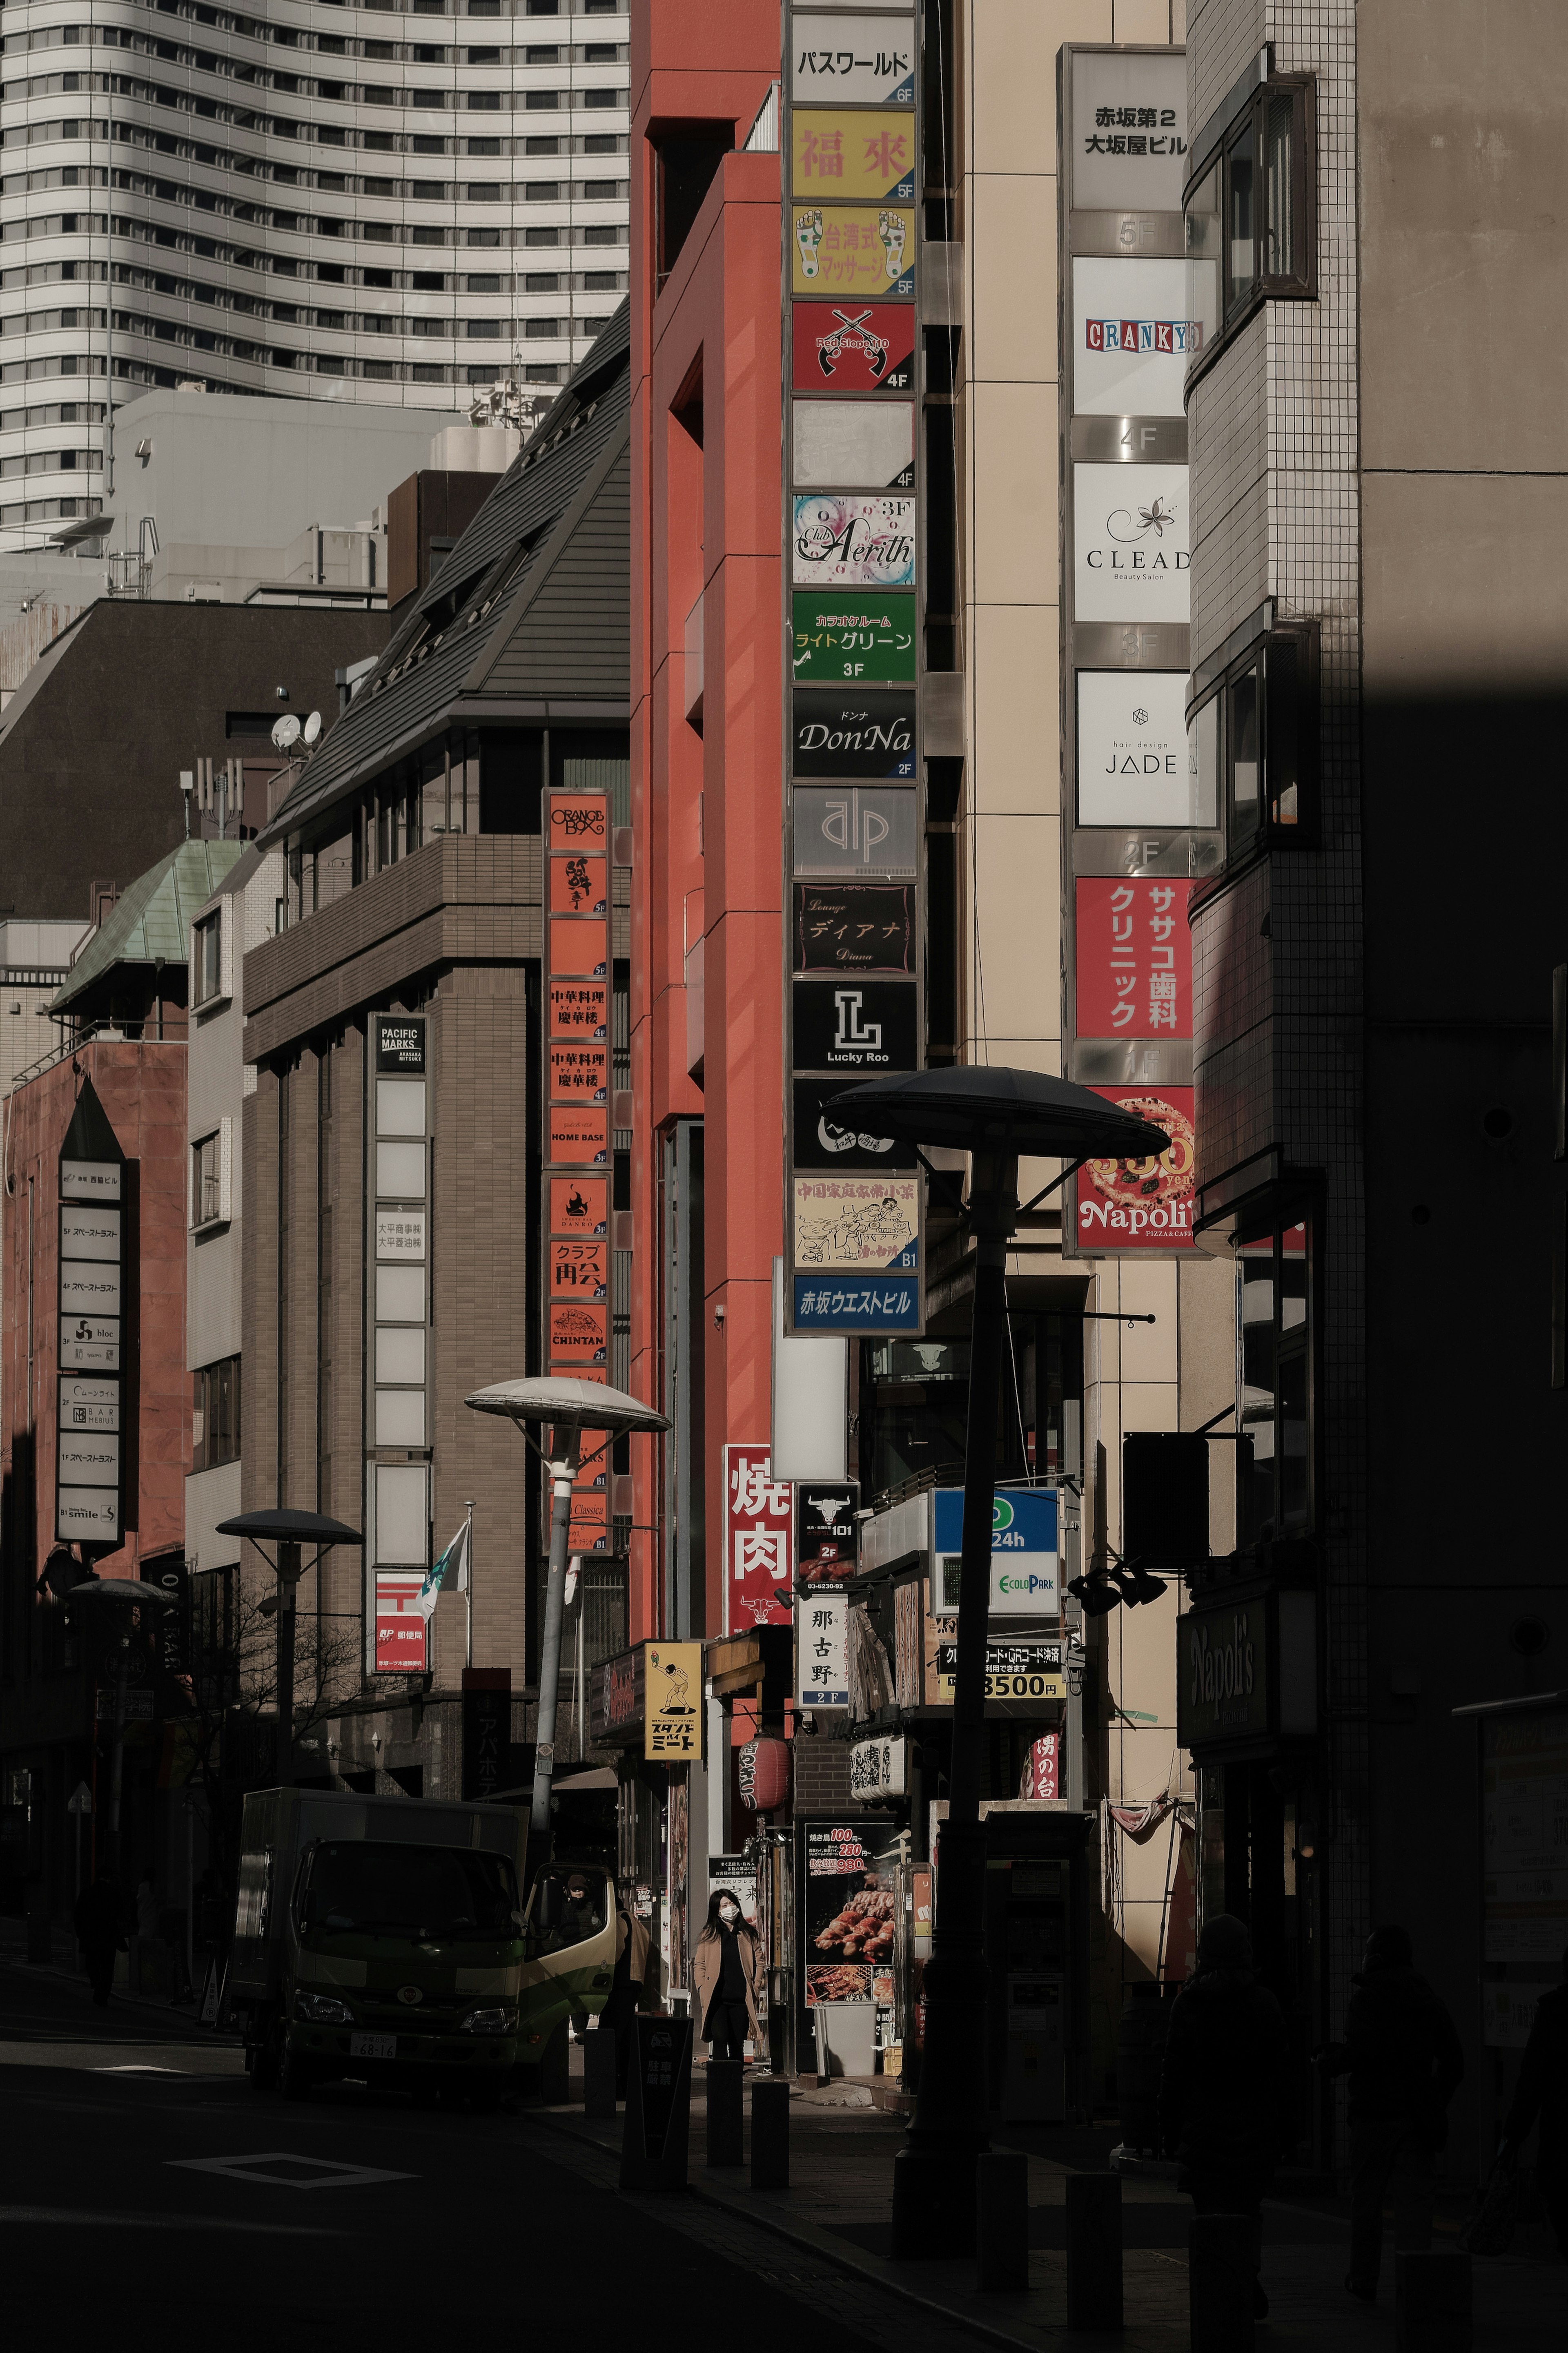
xmin=933 ymin=1487 xmax=1059 ymax=1616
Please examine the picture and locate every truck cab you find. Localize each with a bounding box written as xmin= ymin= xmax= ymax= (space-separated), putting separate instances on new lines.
xmin=229 ymin=1788 xmax=615 ymax=2106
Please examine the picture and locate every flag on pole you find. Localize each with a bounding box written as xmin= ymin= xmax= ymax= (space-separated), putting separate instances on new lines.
xmin=417 ymin=1519 xmax=470 ymax=1621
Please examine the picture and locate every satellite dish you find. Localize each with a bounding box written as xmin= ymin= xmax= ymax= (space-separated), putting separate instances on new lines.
xmin=302 ymin=711 xmax=322 ymax=746
xmin=271 ymin=714 xmax=301 ymax=750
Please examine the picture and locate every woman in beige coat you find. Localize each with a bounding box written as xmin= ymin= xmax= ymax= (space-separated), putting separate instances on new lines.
xmin=690 ymin=1888 xmax=765 ymax=2061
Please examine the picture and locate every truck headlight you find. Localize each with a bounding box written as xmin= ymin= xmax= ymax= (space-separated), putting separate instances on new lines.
xmin=296 ymin=1991 xmax=354 ymax=2026
xmin=459 ymin=2007 xmax=518 ymax=2036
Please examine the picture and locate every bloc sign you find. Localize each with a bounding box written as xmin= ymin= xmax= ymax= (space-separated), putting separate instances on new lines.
xmin=933 ymin=1488 xmax=1059 ymax=1615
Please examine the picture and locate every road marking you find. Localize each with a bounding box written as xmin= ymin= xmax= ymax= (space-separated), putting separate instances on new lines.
xmin=0 ymin=2206 xmax=343 ymax=2235
xmin=96 ymin=2064 xmax=188 ymax=2074
xmin=167 ymin=2152 xmax=417 ymax=2191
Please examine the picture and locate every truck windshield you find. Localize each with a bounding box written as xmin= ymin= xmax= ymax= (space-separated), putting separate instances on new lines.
xmin=301 ymin=1842 xmax=518 ymax=1941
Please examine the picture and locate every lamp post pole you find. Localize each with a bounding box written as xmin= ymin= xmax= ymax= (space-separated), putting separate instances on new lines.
xmin=275 ymin=1539 xmax=301 ymax=1789
xmin=892 ymin=1150 xmax=1018 ymax=2253
xmin=530 ymin=1424 xmax=582 ymax=1858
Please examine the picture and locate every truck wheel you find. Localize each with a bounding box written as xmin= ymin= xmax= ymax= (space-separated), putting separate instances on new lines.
xmin=278 ymin=2043 xmax=316 ymax=2102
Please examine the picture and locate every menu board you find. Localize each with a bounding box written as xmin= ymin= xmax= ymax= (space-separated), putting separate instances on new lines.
xmin=799 ymin=1820 xmax=901 ymax=2005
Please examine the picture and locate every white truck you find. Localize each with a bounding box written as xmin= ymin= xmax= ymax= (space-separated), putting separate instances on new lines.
xmin=227 ymin=1786 xmax=616 ymax=2105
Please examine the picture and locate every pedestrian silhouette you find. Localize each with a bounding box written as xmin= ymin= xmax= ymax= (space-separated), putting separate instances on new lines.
xmin=1159 ymin=1913 xmax=1290 ymax=2320
xmin=1324 ymin=1923 xmax=1463 ymax=2300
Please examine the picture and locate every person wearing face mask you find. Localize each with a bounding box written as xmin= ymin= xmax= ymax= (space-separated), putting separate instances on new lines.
xmin=691 ymin=1888 xmax=765 ymax=2063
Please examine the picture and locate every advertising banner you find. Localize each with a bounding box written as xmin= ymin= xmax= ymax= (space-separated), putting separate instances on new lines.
xmin=793 ymin=302 xmax=916 ymax=393
xmin=932 ymin=1637 xmax=1065 ymax=1703
xmin=1076 ymin=669 xmax=1191 ymax=828
xmin=791 ymin=202 xmax=914 ymax=297
xmin=791 ymin=590 xmax=916 ymax=683
xmin=793 ymin=493 xmax=916 ymax=587
xmin=1072 ymin=258 xmax=1198 ymax=418
xmin=546 ymin=1302 xmax=607 ymax=1363
xmin=548 ymin=1106 xmax=609 ymax=1164
xmin=1069 ymin=49 xmax=1189 ymax=211
xmin=723 ymin=1445 xmax=795 ymax=1631
xmin=546 ymin=923 xmax=609 ymax=979
xmin=644 ymin=1642 xmax=704 ymax=1760
xmin=548 ymin=980 xmax=609 ymax=1039
xmin=461 ymin=1670 xmax=510 ymax=1803
xmin=547 ymin=1044 xmax=608 ymax=1102
xmin=793 ymin=1272 xmax=920 ymax=1333
xmin=1074 ymin=1085 xmax=1196 ymax=1252
xmin=793 ymin=977 xmax=916 ymax=1072
xmin=798 ymin=1591 xmax=850 ymax=1704
xmin=793 ymin=399 xmax=915 ymax=490
xmin=797 ymin=1482 xmax=859 ymax=1581
xmin=374 ymin=1571 xmax=429 ymax=1675
xmin=799 ymin=1820 xmax=900 ymax=2005
xmin=794 ymin=881 xmax=915 ymax=972
xmin=708 ymin=1853 xmax=762 ymax=1930
xmin=791 ymin=19 xmax=915 ymax=107
xmin=549 ymin=1175 xmax=608 ymax=1237
xmin=1074 ymin=876 xmax=1194 ymax=1039
xmin=58 ymin=1093 xmax=124 ymax=1545
xmin=549 ymin=1238 xmax=608 ymax=1301
xmin=791 ymin=689 xmax=916 ymax=778
xmin=794 ymin=784 xmax=918 ymax=872
xmin=933 ymin=1487 xmax=1060 ymax=1616
xmin=794 ymin=1174 xmax=918 ymax=1271
xmin=792 ymin=1079 xmax=915 ymax=1173
xmin=1074 ymin=462 xmax=1189 ymax=622
xmin=548 ymin=854 xmax=608 ymax=916
xmin=791 ymin=109 xmax=916 ymax=202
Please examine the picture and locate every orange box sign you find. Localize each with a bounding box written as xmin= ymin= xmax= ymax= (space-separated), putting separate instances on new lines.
xmin=547 ymin=794 xmax=608 ymax=854
xmin=550 ymin=1175 xmax=608 ymax=1237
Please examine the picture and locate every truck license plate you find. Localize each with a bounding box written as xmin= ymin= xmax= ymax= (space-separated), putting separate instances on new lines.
xmin=349 ymin=2032 xmax=396 ymax=2062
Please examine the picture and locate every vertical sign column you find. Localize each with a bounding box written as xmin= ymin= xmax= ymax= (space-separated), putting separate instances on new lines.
xmin=1059 ymin=45 xmax=1206 ymax=1256
xmin=543 ymin=784 xmax=612 ymax=1557
xmin=369 ymin=1013 xmax=431 ymax=1674
xmin=783 ymin=8 xmax=924 ymax=1340
xmin=58 ymin=1100 xmax=125 ymax=1548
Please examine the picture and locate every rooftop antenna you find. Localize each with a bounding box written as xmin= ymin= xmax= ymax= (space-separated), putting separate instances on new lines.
xmin=179 ymin=769 xmax=194 ymax=840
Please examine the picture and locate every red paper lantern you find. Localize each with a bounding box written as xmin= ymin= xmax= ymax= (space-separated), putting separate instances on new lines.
xmin=748 ymin=1736 xmax=791 ymax=1814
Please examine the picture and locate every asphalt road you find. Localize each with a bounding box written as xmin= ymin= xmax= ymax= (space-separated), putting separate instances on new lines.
xmin=0 ymin=1961 xmax=906 ymax=2351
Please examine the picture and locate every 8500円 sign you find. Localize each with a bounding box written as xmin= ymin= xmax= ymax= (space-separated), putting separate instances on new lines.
xmin=933 ymin=1640 xmax=1065 ymax=1703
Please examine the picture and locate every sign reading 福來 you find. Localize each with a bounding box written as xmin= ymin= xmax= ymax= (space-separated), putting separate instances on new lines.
xmin=933 ymin=1489 xmax=1060 ymax=1617
xmin=724 ymin=1446 xmax=795 ymax=1633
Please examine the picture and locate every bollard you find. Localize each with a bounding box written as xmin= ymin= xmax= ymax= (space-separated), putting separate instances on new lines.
xmin=1396 ymin=2250 xmax=1472 ymax=2353
xmin=705 ymin=2057 xmax=745 ymax=2167
xmin=751 ymin=2074 xmax=791 ymax=2190
xmin=1066 ymin=2172 xmax=1123 ymax=2329
xmin=619 ymin=2013 xmax=694 ymax=2190
xmin=1188 ymin=2213 xmax=1254 ymax=2353
xmin=583 ymin=2025 xmax=618 ymax=2118
xmin=976 ymin=2150 xmax=1030 ymax=2291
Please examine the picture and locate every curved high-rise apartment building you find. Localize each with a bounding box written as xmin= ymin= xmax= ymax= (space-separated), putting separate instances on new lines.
xmin=0 ymin=0 xmax=629 ymax=546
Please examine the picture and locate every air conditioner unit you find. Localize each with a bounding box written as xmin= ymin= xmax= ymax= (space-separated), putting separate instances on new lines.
xmin=185 ymin=582 xmax=224 ymax=604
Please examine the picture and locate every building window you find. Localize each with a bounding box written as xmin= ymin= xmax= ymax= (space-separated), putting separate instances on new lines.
xmin=1187 ymin=621 xmax=1318 ymax=858
xmin=192 ymin=908 xmax=223 ymax=1006
xmin=192 ymin=1354 xmax=242 ymax=1474
xmin=1185 ymin=75 xmax=1315 ymax=383
xmin=191 ymin=1124 xmax=232 ymax=1229
xmin=1236 ymin=1214 xmax=1312 ymax=1545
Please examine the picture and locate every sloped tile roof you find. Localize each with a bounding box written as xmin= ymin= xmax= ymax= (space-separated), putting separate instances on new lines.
xmin=259 ymin=300 xmax=631 ymax=845
xmin=51 ymin=837 xmax=248 ymax=1010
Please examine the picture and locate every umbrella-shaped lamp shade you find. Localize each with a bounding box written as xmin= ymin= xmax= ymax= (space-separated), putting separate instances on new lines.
xmin=215 ymin=1508 xmax=364 ymax=1546
xmin=69 ymin=1577 xmax=177 ymax=1609
xmin=465 ymin=1376 xmax=671 ymax=1436
xmin=821 ymin=1065 xmax=1171 ymax=1162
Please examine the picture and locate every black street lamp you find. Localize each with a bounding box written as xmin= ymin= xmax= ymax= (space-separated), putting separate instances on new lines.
xmin=464 ymin=1377 xmax=670 ymax=1865
xmin=215 ymin=1508 xmax=364 ymax=1788
xmin=68 ymin=1576 xmax=177 ymax=1879
xmin=822 ymin=1066 xmax=1170 ymax=2256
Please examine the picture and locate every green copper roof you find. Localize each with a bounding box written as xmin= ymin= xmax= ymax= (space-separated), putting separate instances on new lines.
xmin=51 ymin=837 xmax=247 ymax=1012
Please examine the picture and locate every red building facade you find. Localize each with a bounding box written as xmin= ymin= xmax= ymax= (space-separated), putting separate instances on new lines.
xmin=628 ymin=1 xmax=783 ymax=1642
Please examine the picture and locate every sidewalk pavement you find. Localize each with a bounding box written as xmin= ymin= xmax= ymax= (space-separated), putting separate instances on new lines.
xmin=525 ymin=2060 xmax=1566 ymax=2352
xmin=0 ymin=1915 xmax=235 ymax=2037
